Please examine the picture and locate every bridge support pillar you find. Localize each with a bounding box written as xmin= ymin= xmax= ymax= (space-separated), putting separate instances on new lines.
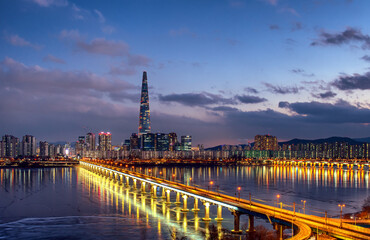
xmin=152 ymin=185 xmax=157 ymax=198
xmin=181 ymin=195 xmax=189 ymax=212
xmin=161 ymin=188 xmax=166 ymax=199
xmin=133 ymin=179 xmax=137 ymax=190
xmin=192 ymin=198 xmax=200 ymax=212
xmin=141 ymin=182 xmax=146 ymax=194
xmin=166 ymin=190 xmax=171 ymax=204
xmin=125 ymin=176 xmax=130 ymax=187
xmin=202 ymin=202 xmax=211 ymax=221
xmin=246 ymin=215 xmax=255 ymax=237
xmin=274 ymin=224 xmax=283 ymax=240
xmin=175 ymin=192 xmax=181 ymax=205
xmin=231 ymin=211 xmax=242 ymax=234
xmin=119 ymin=175 xmax=123 ymax=185
xmin=215 ymin=205 xmax=223 ymax=221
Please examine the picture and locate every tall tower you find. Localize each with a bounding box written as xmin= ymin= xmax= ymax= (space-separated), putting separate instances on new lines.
xmin=138 ymin=71 xmax=151 ymax=136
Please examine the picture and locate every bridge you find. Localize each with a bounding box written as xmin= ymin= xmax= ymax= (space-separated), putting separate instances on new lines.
xmin=80 ymin=160 xmax=370 ymax=239
xmin=269 ymin=159 xmax=370 ymax=170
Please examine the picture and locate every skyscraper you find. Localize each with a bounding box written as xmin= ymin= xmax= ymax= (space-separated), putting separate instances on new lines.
xmin=98 ymin=132 xmax=112 ymax=151
xmin=181 ymin=135 xmax=192 ymax=151
xmin=138 ymin=71 xmax=151 ymax=136
xmin=21 ymin=135 xmax=37 ymax=157
xmin=86 ymin=133 xmax=96 ymax=151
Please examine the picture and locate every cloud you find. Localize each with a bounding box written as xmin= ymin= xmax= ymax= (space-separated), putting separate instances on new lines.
xmin=159 ymin=92 xmax=235 ymax=107
xmin=128 ymin=55 xmax=151 ymax=67
xmin=210 ymin=106 xmax=239 ymax=112
xmin=361 ymin=55 xmax=370 ymax=62
xmin=290 ymin=68 xmax=314 ymax=77
xmin=5 ymin=34 xmax=41 ymax=50
xmin=312 ymin=91 xmax=337 ymax=99
xmin=279 ymin=7 xmax=299 ymax=16
xmin=244 ymin=87 xmax=259 ymax=94
xmin=262 ymin=0 xmax=278 ymax=6
xmin=109 ymin=66 xmax=136 ymax=76
xmin=332 ymin=72 xmax=370 ymax=90
xmin=291 ymin=22 xmax=303 ymax=31
xmin=0 ymin=57 xmax=135 ymax=101
xmin=59 ymin=29 xmax=81 ymax=41
xmin=236 ymin=95 xmax=267 ymax=104
xmin=94 ymin=9 xmax=105 ymax=23
xmin=30 ymin=0 xmax=68 ymax=7
xmin=102 ymin=25 xmax=115 ymax=34
xmin=76 ymin=38 xmax=129 ymax=56
xmin=43 ymin=54 xmax=66 ymax=64
xmin=311 ymin=27 xmax=370 ymax=49
xmin=278 ymin=101 xmax=370 ymax=124
xmin=269 ymin=24 xmax=279 ymax=30
xmin=264 ymin=83 xmax=300 ymax=94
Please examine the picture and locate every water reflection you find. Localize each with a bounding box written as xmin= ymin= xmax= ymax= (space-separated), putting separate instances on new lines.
xmin=0 ymin=165 xmax=368 ymax=239
xmin=137 ymin=165 xmax=370 ymax=216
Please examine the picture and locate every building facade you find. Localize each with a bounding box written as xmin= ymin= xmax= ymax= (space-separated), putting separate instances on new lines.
xmin=138 ymin=71 xmax=151 ymax=136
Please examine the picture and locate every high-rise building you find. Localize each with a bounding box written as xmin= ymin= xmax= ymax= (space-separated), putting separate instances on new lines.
xmin=141 ymin=133 xmax=155 ymax=151
xmin=253 ymin=135 xmax=278 ymax=151
xmin=39 ymin=141 xmax=49 ymax=157
xmin=181 ymin=136 xmax=192 ymax=151
xmin=155 ymin=133 xmax=169 ymax=151
xmin=130 ymin=133 xmax=140 ymax=150
xmin=0 ymin=140 xmax=5 ymax=157
xmin=168 ymin=132 xmax=178 ymax=151
xmin=2 ymin=135 xmax=19 ymax=158
xmin=138 ymin=71 xmax=151 ymax=136
xmin=21 ymin=135 xmax=37 ymax=157
xmin=98 ymin=132 xmax=112 ymax=151
xmin=76 ymin=136 xmax=85 ymax=156
xmin=86 ymin=133 xmax=96 ymax=151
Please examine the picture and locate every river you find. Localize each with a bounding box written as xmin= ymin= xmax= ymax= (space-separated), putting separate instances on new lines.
xmin=0 ymin=165 xmax=368 ymax=239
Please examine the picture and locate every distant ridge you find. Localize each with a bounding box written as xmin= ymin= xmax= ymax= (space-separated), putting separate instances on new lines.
xmin=206 ymin=136 xmax=369 ymax=150
xmin=279 ymin=136 xmax=363 ymax=145
xmin=354 ymin=137 xmax=370 ymax=143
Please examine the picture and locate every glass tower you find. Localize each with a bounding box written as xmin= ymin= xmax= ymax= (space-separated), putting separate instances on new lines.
xmin=138 ymin=71 xmax=151 ymax=136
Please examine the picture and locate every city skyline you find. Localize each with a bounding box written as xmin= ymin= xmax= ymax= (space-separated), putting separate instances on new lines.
xmin=0 ymin=0 xmax=369 ymax=147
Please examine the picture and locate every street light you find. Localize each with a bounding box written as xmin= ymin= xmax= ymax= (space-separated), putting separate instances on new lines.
xmin=301 ymin=200 xmax=306 ymax=214
xmin=338 ymin=204 xmax=345 ymax=228
xmin=208 ymin=181 xmax=214 ymax=192
xmin=237 ymin=187 xmax=241 ymax=201
xmin=277 ymin=194 xmax=280 ymax=207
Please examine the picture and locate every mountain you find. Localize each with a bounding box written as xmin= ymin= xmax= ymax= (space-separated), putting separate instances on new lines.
xmin=206 ymin=136 xmax=368 ymax=150
xmin=354 ymin=137 xmax=370 ymax=143
xmin=279 ymin=136 xmax=363 ymax=145
xmin=205 ymin=144 xmax=249 ymax=151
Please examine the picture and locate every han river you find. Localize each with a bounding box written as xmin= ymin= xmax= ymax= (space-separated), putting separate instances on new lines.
xmin=0 ymin=165 xmax=369 ymax=239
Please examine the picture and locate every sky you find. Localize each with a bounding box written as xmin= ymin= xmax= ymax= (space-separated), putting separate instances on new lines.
xmin=0 ymin=0 xmax=369 ymax=147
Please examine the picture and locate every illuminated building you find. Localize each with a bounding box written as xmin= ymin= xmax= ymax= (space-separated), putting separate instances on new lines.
xmin=130 ymin=133 xmax=140 ymax=150
xmin=138 ymin=71 xmax=151 ymax=136
xmin=85 ymin=133 xmax=96 ymax=151
xmin=76 ymin=136 xmax=85 ymax=156
xmin=39 ymin=141 xmax=49 ymax=157
xmin=2 ymin=135 xmax=19 ymax=158
xmin=155 ymin=133 xmax=169 ymax=151
xmin=168 ymin=132 xmax=178 ymax=151
xmin=98 ymin=132 xmax=112 ymax=151
xmin=181 ymin=135 xmax=192 ymax=151
xmin=141 ymin=133 xmax=155 ymax=151
xmin=21 ymin=135 xmax=37 ymax=157
xmin=253 ymin=135 xmax=278 ymax=151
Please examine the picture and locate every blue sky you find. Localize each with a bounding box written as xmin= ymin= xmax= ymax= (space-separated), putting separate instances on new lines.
xmin=0 ymin=0 xmax=369 ymax=146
